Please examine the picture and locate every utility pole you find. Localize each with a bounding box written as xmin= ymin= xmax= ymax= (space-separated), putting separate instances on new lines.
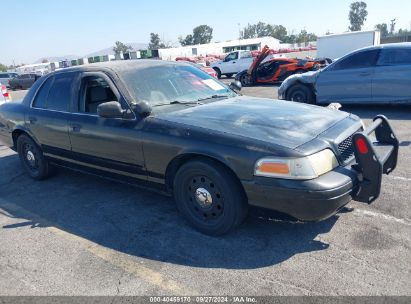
xmin=390 ymin=19 xmax=396 ymax=35
xmin=238 ymin=23 xmax=241 ymax=50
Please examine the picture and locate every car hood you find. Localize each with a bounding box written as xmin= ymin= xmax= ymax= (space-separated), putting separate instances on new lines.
xmin=156 ymin=96 xmax=351 ymax=150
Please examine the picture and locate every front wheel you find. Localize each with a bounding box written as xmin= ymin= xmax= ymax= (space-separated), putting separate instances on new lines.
xmin=173 ymin=159 xmax=248 ymax=235
xmin=286 ymin=84 xmax=315 ymax=104
xmin=239 ymin=73 xmax=253 ymax=87
xmin=17 ymin=135 xmax=53 ymax=180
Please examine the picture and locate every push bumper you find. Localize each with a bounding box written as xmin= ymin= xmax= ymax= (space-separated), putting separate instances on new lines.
xmin=242 ymin=115 xmax=399 ymax=221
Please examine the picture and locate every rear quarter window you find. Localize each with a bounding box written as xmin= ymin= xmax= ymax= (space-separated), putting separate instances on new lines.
xmin=33 ymin=76 xmax=54 ymax=109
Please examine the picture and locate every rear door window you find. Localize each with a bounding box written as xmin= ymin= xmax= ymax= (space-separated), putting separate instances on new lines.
xmin=46 ymin=73 xmax=76 ymax=111
xmin=32 ymin=73 xmax=76 ymax=111
xmin=332 ymin=50 xmax=380 ymax=70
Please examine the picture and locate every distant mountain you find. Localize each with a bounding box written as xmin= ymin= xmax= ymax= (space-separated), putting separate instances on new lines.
xmin=34 ymin=55 xmax=79 ymax=64
xmin=85 ymin=42 xmax=148 ymax=57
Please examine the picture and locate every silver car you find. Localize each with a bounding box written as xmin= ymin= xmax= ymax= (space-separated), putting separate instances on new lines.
xmin=278 ymin=43 xmax=411 ymax=105
xmin=0 ymin=72 xmax=18 ymax=88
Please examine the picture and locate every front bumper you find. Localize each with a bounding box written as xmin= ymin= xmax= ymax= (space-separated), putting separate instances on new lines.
xmin=242 ymin=115 xmax=399 ymax=221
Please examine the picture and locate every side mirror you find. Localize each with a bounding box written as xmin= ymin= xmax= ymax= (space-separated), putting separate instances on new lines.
xmin=229 ymin=80 xmax=242 ymax=92
xmin=97 ymin=101 xmax=125 ymax=118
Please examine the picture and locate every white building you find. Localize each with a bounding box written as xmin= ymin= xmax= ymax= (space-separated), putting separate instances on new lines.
xmin=158 ymin=37 xmax=280 ymax=61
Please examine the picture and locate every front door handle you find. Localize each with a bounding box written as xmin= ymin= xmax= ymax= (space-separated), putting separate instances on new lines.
xmin=232 ymin=61 xmax=236 ymax=64
xmin=70 ymin=124 xmax=81 ymax=132
xmin=359 ymin=72 xmax=371 ymax=76
xmin=28 ymin=116 xmax=37 ymax=124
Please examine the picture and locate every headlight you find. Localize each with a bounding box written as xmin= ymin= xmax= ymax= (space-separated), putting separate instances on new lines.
xmin=254 ymin=149 xmax=338 ymax=180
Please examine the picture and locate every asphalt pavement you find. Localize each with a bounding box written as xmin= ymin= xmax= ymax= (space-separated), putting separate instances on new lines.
xmin=0 ymin=85 xmax=410 ymax=296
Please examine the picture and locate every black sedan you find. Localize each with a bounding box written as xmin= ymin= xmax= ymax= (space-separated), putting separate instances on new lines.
xmin=9 ymin=73 xmax=41 ymax=90
xmin=0 ymin=60 xmax=399 ymax=235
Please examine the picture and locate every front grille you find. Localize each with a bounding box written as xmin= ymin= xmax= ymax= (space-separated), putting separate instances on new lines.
xmin=338 ymin=134 xmax=355 ymax=164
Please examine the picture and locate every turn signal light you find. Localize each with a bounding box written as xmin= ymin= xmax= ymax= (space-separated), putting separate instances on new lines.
xmin=356 ymin=138 xmax=369 ymax=154
xmin=257 ymin=162 xmax=290 ymax=174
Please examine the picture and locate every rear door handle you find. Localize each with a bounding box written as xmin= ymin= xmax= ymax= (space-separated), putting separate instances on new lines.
xmin=70 ymin=124 xmax=81 ymax=132
xmin=28 ymin=116 xmax=37 ymax=124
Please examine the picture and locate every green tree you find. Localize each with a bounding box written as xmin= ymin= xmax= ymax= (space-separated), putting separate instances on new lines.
xmin=375 ymin=23 xmax=389 ymax=37
xmin=179 ymin=25 xmax=213 ymax=46
xmin=148 ymin=33 xmax=166 ymax=50
xmin=240 ymin=23 xmax=257 ymax=39
xmin=271 ymin=25 xmax=288 ymax=42
xmin=295 ymin=30 xmax=317 ymax=45
xmin=112 ymin=41 xmax=133 ymax=55
xmin=348 ymin=1 xmax=368 ymax=31
xmin=179 ymin=34 xmax=193 ymax=46
xmin=0 ymin=63 xmax=7 ymax=72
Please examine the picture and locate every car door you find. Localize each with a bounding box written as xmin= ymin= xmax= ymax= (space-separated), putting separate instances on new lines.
xmin=220 ymin=52 xmax=239 ymax=74
xmin=26 ymin=73 xmax=76 ymax=156
xmin=316 ymin=49 xmax=380 ymax=104
xmin=239 ymin=51 xmax=253 ymax=71
xmin=21 ymin=74 xmax=32 ymax=89
xmin=67 ymin=72 xmax=146 ymax=181
xmin=372 ymin=47 xmax=411 ymax=104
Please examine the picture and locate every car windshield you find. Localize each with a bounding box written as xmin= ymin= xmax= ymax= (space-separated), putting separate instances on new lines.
xmin=119 ymin=64 xmax=236 ymax=111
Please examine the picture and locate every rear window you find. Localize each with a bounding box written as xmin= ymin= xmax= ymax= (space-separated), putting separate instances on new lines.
xmin=378 ymin=48 xmax=411 ymax=66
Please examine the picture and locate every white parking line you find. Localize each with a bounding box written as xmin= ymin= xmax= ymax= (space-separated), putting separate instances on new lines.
xmin=353 ymin=208 xmax=411 ymax=226
xmin=386 ymin=175 xmax=411 ymax=182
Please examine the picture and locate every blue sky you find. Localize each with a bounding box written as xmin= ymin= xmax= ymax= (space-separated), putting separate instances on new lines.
xmin=2 ymin=0 xmax=411 ymax=65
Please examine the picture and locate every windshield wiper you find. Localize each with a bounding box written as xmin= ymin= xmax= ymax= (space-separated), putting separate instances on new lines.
xmin=197 ymin=94 xmax=232 ymax=102
xmin=151 ymin=100 xmax=203 ymax=108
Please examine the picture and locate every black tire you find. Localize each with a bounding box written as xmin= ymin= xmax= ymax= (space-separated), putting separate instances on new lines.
xmin=225 ymin=73 xmax=233 ymax=78
xmin=17 ymin=134 xmax=52 ymax=180
xmin=239 ymin=73 xmax=253 ymax=87
xmin=173 ymin=159 xmax=248 ymax=236
xmin=213 ymin=68 xmax=222 ymax=79
xmin=286 ymin=84 xmax=314 ymax=104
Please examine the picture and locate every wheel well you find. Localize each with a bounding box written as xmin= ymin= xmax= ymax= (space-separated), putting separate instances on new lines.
xmin=165 ymin=154 xmax=246 ymax=196
xmin=286 ymin=81 xmax=316 ymax=101
xmin=12 ymin=129 xmax=28 ymax=149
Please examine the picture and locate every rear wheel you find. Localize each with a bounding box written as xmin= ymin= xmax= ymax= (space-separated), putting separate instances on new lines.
xmin=286 ymin=84 xmax=314 ymax=104
xmin=173 ymin=159 xmax=248 ymax=235
xmin=17 ymin=135 xmax=52 ymax=180
xmin=213 ymin=68 xmax=222 ymax=79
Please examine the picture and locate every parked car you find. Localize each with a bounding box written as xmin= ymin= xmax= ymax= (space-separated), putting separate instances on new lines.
xmin=185 ymin=61 xmax=218 ymax=78
xmin=0 ymin=72 xmax=19 ymax=88
xmin=8 ymin=73 xmax=41 ymax=90
xmin=278 ymin=43 xmax=411 ymax=105
xmin=235 ymin=46 xmax=323 ymax=86
xmin=210 ymin=50 xmax=254 ymax=78
xmin=0 ymin=60 xmax=398 ymax=235
xmin=0 ymin=82 xmax=12 ymax=104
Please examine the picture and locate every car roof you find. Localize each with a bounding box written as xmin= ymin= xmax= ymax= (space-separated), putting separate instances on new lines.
xmin=357 ymin=42 xmax=411 ymax=52
xmin=52 ymin=60 xmax=184 ymax=76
